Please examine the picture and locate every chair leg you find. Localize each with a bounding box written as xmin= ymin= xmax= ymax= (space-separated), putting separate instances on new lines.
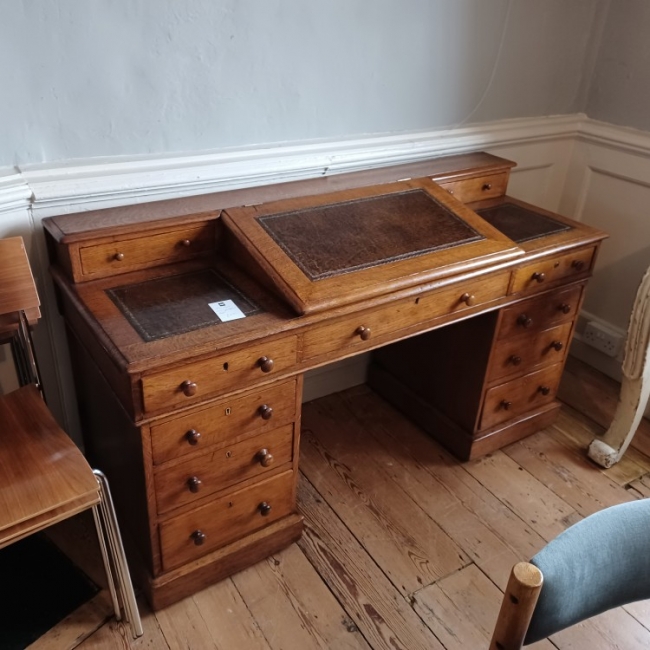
xmin=93 ymin=470 xmax=144 ymax=638
xmin=91 ymin=503 xmax=122 ymax=621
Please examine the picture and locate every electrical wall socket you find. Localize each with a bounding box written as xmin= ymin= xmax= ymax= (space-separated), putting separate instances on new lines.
xmin=583 ymin=321 xmax=623 ymax=358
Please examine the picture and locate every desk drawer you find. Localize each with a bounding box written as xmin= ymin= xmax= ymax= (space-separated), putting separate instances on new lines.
xmin=498 ymin=285 xmax=582 ymax=340
xmin=301 ymin=271 xmax=509 ymax=361
xmin=154 ymin=424 xmax=294 ymax=514
xmin=159 ymin=470 xmax=295 ymax=571
xmin=436 ymin=172 xmax=508 ymax=203
xmin=480 ymin=363 xmax=562 ymax=430
xmin=150 ymin=378 xmax=298 ymax=465
xmin=510 ymin=246 xmax=595 ymax=296
xmin=142 ymin=336 xmax=298 ymax=414
xmin=78 ymin=223 xmax=215 ymax=280
xmin=487 ymin=321 xmax=572 ymax=383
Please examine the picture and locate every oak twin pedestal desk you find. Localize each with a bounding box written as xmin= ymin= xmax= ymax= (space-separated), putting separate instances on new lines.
xmin=43 ymin=152 xmax=606 ymax=609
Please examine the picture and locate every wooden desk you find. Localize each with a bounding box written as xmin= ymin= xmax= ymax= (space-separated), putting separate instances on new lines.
xmin=43 ymin=152 xmax=606 ymax=609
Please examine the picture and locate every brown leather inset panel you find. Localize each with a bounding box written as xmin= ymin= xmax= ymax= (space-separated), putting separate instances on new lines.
xmin=256 ymin=189 xmax=484 ymax=280
xmin=476 ymin=203 xmax=571 ymax=243
xmin=107 ymin=269 xmax=261 ymax=342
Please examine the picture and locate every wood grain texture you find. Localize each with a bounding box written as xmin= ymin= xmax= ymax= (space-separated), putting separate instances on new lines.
xmin=22 ymin=359 xmax=650 ymax=649
xmin=0 ymin=236 xmax=40 ymax=320
xmin=0 ymin=385 xmax=99 ymax=546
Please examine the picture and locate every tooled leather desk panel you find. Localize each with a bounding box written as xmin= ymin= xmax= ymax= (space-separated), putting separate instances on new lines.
xmin=256 ymin=189 xmax=484 ymax=280
xmin=107 ymin=269 xmax=263 ymax=342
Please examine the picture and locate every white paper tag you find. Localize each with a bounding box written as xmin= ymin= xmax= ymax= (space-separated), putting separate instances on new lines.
xmin=209 ymin=299 xmax=246 ymax=322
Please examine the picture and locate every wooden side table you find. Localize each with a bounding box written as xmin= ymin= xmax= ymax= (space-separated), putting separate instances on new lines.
xmin=588 ymin=266 xmax=650 ymax=467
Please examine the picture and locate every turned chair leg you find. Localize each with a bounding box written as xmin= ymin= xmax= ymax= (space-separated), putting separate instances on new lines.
xmin=588 ymin=266 xmax=650 ymax=468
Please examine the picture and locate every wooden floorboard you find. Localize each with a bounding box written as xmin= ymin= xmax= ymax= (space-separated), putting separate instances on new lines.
xmin=20 ymin=356 xmax=650 ymax=649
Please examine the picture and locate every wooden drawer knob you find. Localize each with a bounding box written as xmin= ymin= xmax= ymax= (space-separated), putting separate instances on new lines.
xmin=185 ymin=429 xmax=201 ymax=445
xmin=191 ymin=530 xmax=206 ymax=546
xmin=517 ymin=314 xmax=533 ymax=328
xmin=559 ymin=303 xmax=572 ymax=314
xmin=181 ymin=239 xmax=191 ymax=247
xmin=482 ymin=183 xmax=492 ymax=191
xmin=572 ymin=259 xmax=585 ymax=271
xmin=500 ymin=400 xmax=512 ymax=410
xmin=256 ymin=449 xmax=274 ymax=467
xmin=114 ymin=252 xmax=125 ymax=261
xmin=187 ymin=476 xmax=202 ymax=493
xmin=355 ymin=326 xmax=372 ymax=341
xmin=538 ymin=385 xmax=551 ymax=396
xmin=258 ymin=502 xmax=272 ymax=516
xmin=180 ymin=380 xmax=197 ymax=397
xmin=258 ymin=404 xmax=273 ymax=420
xmin=532 ymin=272 xmax=546 ymax=283
xmin=257 ymin=357 xmax=274 ymax=373
xmin=508 ymin=355 xmax=522 ymax=366
xmin=550 ymin=340 xmax=564 ymax=352
xmin=460 ymin=292 xmax=476 ymax=306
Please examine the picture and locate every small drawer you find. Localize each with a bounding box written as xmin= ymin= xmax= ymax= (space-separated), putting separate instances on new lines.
xmin=498 ymin=285 xmax=583 ymax=340
xmin=150 ymin=378 xmax=298 ymax=465
xmin=154 ymin=423 xmax=294 ymax=514
xmin=159 ymin=470 xmax=295 ymax=571
xmin=487 ymin=321 xmax=573 ymax=383
xmin=480 ymin=363 xmax=563 ymax=430
xmin=436 ymin=172 xmax=508 ymax=204
xmin=142 ymin=336 xmax=298 ymax=414
xmin=78 ymin=223 xmax=215 ymax=280
xmin=301 ymin=271 xmax=509 ymax=361
xmin=510 ymin=246 xmax=595 ymax=296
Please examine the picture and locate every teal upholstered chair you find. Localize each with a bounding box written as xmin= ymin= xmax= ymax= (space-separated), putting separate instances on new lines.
xmin=490 ymin=499 xmax=650 ymax=649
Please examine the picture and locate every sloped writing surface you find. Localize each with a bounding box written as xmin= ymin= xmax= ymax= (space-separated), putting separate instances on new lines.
xmin=256 ymin=189 xmax=484 ymax=280
xmin=223 ymin=178 xmax=523 ymax=315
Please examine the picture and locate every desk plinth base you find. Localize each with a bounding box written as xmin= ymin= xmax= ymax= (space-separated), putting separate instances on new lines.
xmin=368 ymin=363 xmax=561 ymax=461
xmin=143 ymin=514 xmax=304 ymax=611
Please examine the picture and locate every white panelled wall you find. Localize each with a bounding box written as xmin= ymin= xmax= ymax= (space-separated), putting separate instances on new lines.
xmin=1 ymin=114 xmax=649 ymax=434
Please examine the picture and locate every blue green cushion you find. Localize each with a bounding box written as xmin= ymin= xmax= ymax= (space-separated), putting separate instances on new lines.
xmin=525 ymin=499 xmax=650 ymax=644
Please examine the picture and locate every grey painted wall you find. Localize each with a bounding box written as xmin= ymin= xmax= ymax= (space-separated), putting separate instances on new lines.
xmin=586 ymin=0 xmax=650 ymax=131
xmin=1 ymin=0 xmax=607 ymax=167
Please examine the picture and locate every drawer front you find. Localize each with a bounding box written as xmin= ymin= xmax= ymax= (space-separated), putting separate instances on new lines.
xmin=155 ymin=424 xmax=294 ymax=514
xmin=487 ymin=321 xmax=573 ymax=383
xmin=150 ymin=379 xmax=298 ymax=465
xmin=498 ymin=284 xmax=583 ymax=340
xmin=78 ymin=223 xmax=215 ymax=280
xmin=510 ymin=246 xmax=595 ymax=296
xmin=480 ymin=363 xmax=563 ymax=430
xmin=436 ymin=172 xmax=508 ymax=203
xmin=160 ymin=470 xmax=295 ymax=571
xmin=302 ymin=271 xmax=509 ymax=361
xmin=142 ymin=336 xmax=298 ymax=414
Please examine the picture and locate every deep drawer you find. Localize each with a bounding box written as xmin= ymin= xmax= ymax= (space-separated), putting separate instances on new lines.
xmin=487 ymin=321 xmax=573 ymax=383
xmin=159 ymin=470 xmax=295 ymax=571
xmin=480 ymin=362 xmax=563 ymax=430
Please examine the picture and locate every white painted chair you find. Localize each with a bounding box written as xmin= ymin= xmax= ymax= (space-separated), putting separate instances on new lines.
xmin=588 ymin=265 xmax=650 ymax=467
